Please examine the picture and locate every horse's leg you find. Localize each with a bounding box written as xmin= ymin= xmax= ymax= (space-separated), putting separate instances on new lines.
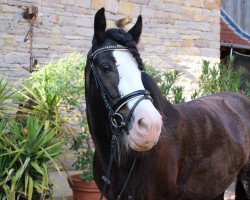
xmin=212 ymin=192 xmax=224 ymax=200
xmin=235 ymin=165 xmax=250 ymax=200
xmin=235 ymin=177 xmax=248 ymax=200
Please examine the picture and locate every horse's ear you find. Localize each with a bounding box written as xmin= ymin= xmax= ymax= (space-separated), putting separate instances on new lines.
xmin=127 ymin=15 xmax=142 ymax=43
xmin=93 ymin=7 xmax=106 ymax=44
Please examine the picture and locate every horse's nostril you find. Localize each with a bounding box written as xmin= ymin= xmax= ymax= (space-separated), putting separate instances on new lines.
xmin=137 ymin=118 xmax=147 ymax=130
xmin=138 ymin=118 xmax=144 ymax=125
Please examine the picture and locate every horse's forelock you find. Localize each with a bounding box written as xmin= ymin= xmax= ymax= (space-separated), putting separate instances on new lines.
xmin=106 ymin=28 xmax=133 ymax=44
xmin=104 ymin=28 xmax=144 ymax=70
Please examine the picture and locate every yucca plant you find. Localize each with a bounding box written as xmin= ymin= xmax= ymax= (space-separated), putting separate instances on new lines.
xmin=16 ymin=73 xmax=62 ymax=127
xmin=0 ymin=117 xmax=64 ymax=200
xmin=0 ymin=76 xmax=16 ymax=119
xmin=0 ymin=120 xmax=12 ymax=200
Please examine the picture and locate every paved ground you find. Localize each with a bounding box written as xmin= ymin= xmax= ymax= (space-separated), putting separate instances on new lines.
xmin=50 ymin=171 xmax=236 ymax=200
xmin=51 ymin=171 xmax=78 ymax=200
xmin=224 ymin=182 xmax=235 ymax=200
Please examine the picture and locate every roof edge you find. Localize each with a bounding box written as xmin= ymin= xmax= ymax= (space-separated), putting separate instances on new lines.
xmin=221 ymin=42 xmax=250 ymax=50
xmin=221 ymin=8 xmax=250 ymax=42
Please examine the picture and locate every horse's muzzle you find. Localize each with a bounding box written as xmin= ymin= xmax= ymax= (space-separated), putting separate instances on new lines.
xmin=127 ymin=100 xmax=162 ymax=151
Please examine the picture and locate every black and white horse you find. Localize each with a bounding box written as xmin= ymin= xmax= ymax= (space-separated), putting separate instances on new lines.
xmin=85 ymin=8 xmax=250 ymax=200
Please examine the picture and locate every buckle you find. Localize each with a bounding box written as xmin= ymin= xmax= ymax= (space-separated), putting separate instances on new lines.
xmin=111 ymin=113 xmax=125 ymax=128
xmin=102 ymin=175 xmax=111 ymax=185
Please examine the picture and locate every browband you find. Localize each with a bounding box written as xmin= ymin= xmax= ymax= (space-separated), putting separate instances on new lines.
xmin=89 ymin=45 xmax=128 ymax=60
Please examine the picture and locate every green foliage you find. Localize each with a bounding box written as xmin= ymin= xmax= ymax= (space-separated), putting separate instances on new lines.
xmin=191 ymin=89 xmax=200 ymax=101
xmin=15 ymin=53 xmax=86 ymax=130
xmin=0 ymin=76 xmax=16 ymax=119
xmin=0 ymin=54 xmax=86 ymax=198
xmin=25 ymin=53 xmax=85 ymax=107
xmin=0 ymin=117 xmax=64 ymax=200
xmin=18 ymin=74 xmax=62 ymax=125
xmin=195 ymin=57 xmax=250 ymax=98
xmin=172 ymin=86 xmax=186 ymax=104
xmin=244 ymin=81 xmax=250 ymax=98
xmin=17 ymin=53 xmax=94 ymax=183
xmin=145 ymin=64 xmax=185 ymax=104
xmin=69 ymin=120 xmax=94 ymax=183
xmin=79 ymin=148 xmax=94 ymax=183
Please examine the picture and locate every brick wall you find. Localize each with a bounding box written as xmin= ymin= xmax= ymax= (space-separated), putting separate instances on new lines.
xmin=0 ymin=0 xmax=221 ymax=98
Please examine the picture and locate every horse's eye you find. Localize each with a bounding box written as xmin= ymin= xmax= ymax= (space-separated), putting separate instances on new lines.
xmin=100 ymin=64 xmax=111 ymax=73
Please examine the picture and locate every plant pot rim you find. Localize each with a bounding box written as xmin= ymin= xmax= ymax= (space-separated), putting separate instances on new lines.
xmin=67 ymin=174 xmax=97 ymax=188
xmin=68 ymin=174 xmax=106 ymax=199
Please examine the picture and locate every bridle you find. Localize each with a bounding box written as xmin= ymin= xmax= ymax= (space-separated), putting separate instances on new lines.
xmin=87 ymin=45 xmax=153 ymax=200
xmin=88 ymin=45 xmax=152 ymax=131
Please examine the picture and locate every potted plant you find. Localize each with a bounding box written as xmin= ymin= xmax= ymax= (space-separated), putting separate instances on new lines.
xmin=67 ymin=116 xmax=103 ymax=200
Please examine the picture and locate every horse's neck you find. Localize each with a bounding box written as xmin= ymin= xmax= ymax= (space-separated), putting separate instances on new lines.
xmin=163 ymin=100 xmax=182 ymax=125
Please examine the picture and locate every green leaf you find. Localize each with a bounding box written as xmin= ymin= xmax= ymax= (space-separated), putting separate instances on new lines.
xmin=24 ymin=171 xmax=29 ymax=196
xmin=28 ymin=176 xmax=33 ymax=200
xmin=31 ymin=162 xmax=44 ymax=175
xmin=43 ymin=149 xmax=62 ymax=176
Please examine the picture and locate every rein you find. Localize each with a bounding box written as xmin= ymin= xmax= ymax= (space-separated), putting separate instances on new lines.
xmin=88 ymin=45 xmax=152 ymax=200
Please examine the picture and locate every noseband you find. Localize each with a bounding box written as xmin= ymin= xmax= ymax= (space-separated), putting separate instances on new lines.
xmin=88 ymin=45 xmax=153 ymax=200
xmin=88 ymin=45 xmax=152 ymax=132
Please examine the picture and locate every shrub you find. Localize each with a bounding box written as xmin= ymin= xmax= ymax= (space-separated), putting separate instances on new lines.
xmin=25 ymin=53 xmax=85 ymax=107
xmin=145 ymin=64 xmax=186 ymax=103
xmin=16 ymin=53 xmax=86 ymax=129
xmin=194 ymin=57 xmax=250 ymax=98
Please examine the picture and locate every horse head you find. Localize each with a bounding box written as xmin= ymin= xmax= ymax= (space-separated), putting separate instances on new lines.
xmin=86 ymin=8 xmax=162 ymax=152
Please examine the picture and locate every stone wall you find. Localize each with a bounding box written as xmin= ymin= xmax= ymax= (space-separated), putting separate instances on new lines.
xmin=0 ymin=0 xmax=221 ymax=98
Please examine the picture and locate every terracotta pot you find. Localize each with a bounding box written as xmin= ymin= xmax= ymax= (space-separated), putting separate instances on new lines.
xmin=68 ymin=174 xmax=105 ymax=200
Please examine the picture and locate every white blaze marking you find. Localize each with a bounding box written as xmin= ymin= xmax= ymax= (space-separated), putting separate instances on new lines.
xmin=113 ymin=50 xmax=145 ymax=109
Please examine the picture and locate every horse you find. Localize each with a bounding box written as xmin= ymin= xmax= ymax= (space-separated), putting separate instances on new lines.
xmin=85 ymin=8 xmax=250 ymax=200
